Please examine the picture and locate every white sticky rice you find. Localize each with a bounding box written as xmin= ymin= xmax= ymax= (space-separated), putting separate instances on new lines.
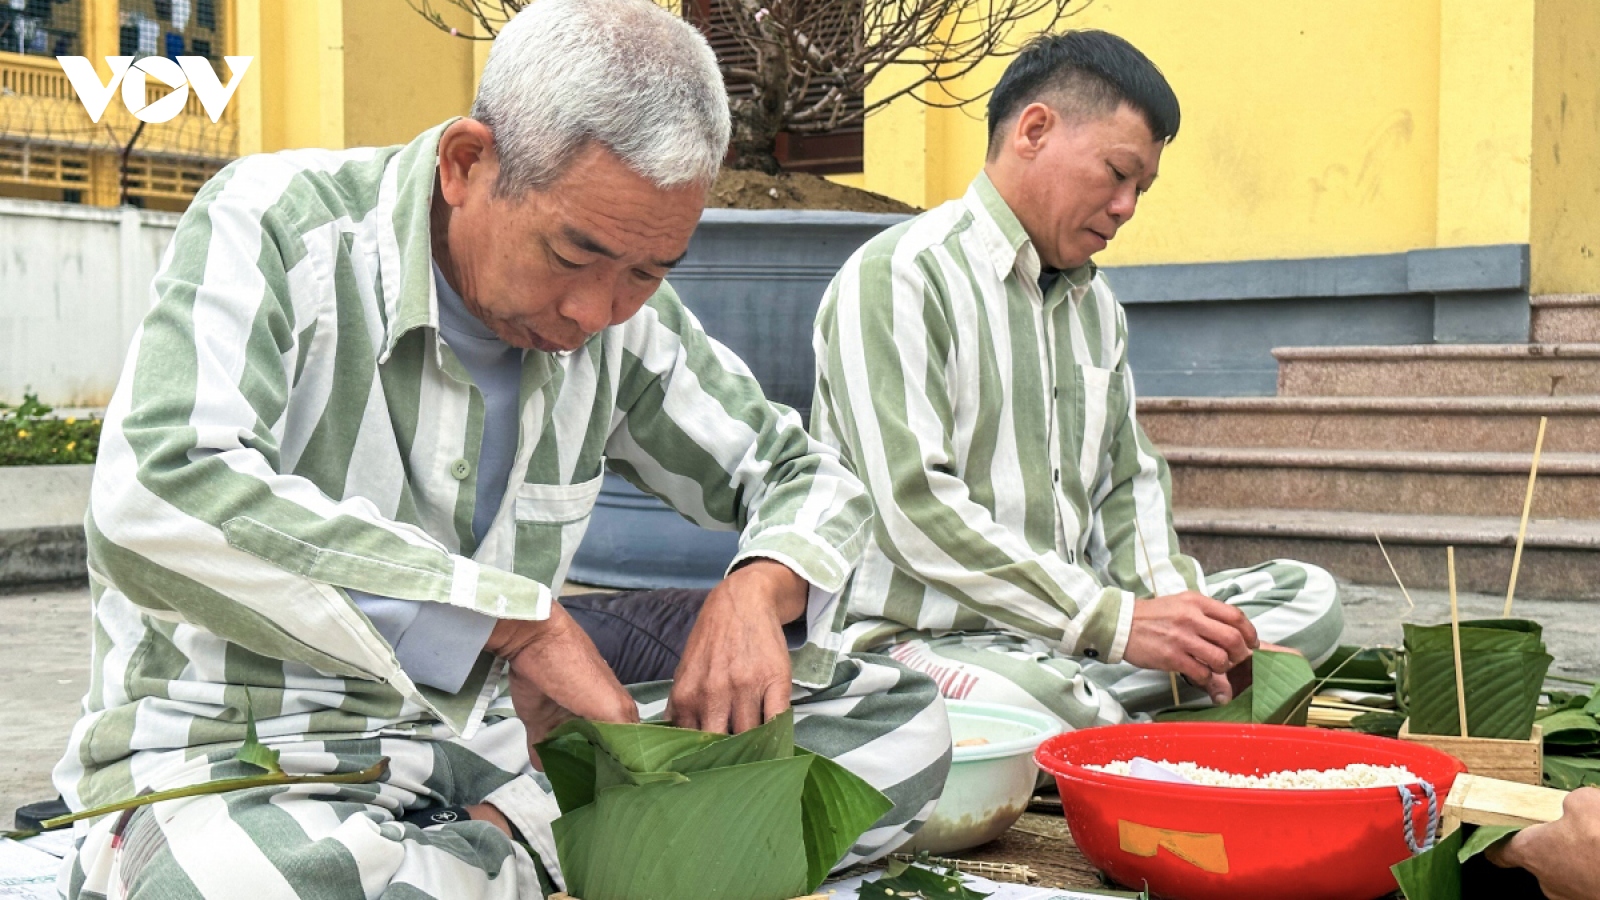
xmin=1085 ymin=759 xmax=1419 ymax=790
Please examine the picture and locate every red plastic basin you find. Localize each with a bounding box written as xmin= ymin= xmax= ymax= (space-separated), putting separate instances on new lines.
xmin=1034 ymin=723 xmax=1468 ymax=900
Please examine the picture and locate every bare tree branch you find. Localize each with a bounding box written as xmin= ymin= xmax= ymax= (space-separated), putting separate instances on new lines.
xmin=406 ymin=0 xmax=1089 ymax=170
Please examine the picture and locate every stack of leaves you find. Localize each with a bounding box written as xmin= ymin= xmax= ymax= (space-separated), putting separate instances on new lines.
xmin=1402 ymin=619 xmax=1552 ymax=740
xmin=1156 ymin=648 xmax=1317 ymax=726
xmin=535 ymin=710 xmax=891 ymax=900
xmin=1537 ymin=683 xmax=1600 ymax=790
xmin=858 ymin=859 xmax=1147 ymax=900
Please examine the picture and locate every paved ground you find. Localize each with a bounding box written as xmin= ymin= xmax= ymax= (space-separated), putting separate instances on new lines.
xmin=1337 ymin=582 xmax=1600 ymax=685
xmin=4 ymin=579 xmax=1596 ymax=831
xmin=1 ymin=582 xmax=90 ymax=827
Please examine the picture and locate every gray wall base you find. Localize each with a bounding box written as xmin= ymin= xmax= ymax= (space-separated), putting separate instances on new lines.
xmin=1433 ymin=289 xmax=1531 ymax=343
xmin=1107 ymin=243 xmax=1535 ymax=397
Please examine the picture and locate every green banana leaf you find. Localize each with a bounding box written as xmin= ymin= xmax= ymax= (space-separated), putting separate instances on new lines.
xmin=1539 ymin=709 xmax=1600 ymax=748
xmin=859 ymin=860 xmax=992 ymax=900
xmin=1156 ymin=649 xmax=1316 ymax=726
xmin=1586 ymin=684 xmax=1600 ymax=717
xmin=1544 ymin=755 xmax=1600 ymax=790
xmin=1457 ymin=825 xmax=1521 ymax=864
xmin=1350 ymin=710 xmax=1408 ymax=738
xmin=1391 ymin=823 xmax=1529 ymax=900
xmin=536 ymin=710 xmax=893 ymax=900
xmin=1392 ymin=828 xmax=1464 ymax=900
xmin=1402 ymin=619 xmax=1552 ymax=740
xmin=1313 ymin=645 xmax=1399 ymax=694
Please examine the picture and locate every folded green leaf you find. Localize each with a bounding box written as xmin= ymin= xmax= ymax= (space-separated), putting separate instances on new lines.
xmin=540 ymin=732 xmax=600 ymax=812
xmin=666 ymin=714 xmax=795 ymax=774
xmin=536 ymin=710 xmax=891 ymax=900
xmin=555 ymin=756 xmax=814 ymax=900
xmin=798 ymin=749 xmax=893 ymax=888
xmin=1157 ymin=648 xmax=1316 ymax=726
xmin=550 ymin=717 xmax=724 ymax=773
xmin=1403 ymin=620 xmax=1552 ymax=740
xmin=1458 ymin=825 xmax=1521 ymax=864
xmin=1392 ymin=828 xmax=1464 ymax=900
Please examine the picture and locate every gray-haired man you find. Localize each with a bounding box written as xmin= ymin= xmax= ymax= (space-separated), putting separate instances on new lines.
xmin=55 ymin=1 xmax=949 ymax=896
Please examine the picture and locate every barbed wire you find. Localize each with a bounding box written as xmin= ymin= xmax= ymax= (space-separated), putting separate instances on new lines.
xmin=0 ymin=89 xmax=237 ymax=161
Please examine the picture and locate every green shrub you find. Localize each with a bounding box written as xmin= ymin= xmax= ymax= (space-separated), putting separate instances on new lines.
xmin=0 ymin=394 xmax=101 ymax=466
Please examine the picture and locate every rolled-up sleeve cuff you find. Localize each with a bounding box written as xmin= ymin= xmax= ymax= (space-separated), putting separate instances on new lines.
xmin=1068 ymin=586 xmax=1135 ymax=664
xmin=729 ymin=526 xmax=855 ymax=595
xmin=469 ymin=561 xmax=552 ymax=620
xmin=483 ymin=775 xmax=567 ymax=891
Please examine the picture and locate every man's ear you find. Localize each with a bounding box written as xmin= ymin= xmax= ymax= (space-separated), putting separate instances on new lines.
xmin=1009 ymin=102 xmax=1056 ymax=162
xmin=436 ymin=118 xmax=498 ymax=208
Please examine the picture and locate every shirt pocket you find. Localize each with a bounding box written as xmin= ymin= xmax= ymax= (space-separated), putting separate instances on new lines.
xmin=1067 ymin=364 xmax=1127 ymax=495
xmin=511 ymin=462 xmax=606 ymax=591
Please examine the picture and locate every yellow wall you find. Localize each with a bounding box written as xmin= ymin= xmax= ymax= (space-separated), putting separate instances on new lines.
xmin=238 ymin=0 xmax=481 ymax=154
xmin=1530 ymin=0 xmax=1600 ymax=295
xmin=343 ymin=0 xmax=478 ymax=148
xmin=859 ymin=0 xmax=1598 ymax=295
xmin=237 ymin=0 xmax=346 ymax=153
xmin=865 ymin=1 xmax=1451 ymax=265
xmin=1435 ymin=0 xmax=1534 ymax=249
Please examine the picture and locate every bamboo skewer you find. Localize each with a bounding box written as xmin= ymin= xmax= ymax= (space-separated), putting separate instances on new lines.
xmin=1448 ymin=547 xmax=1469 ymax=738
xmin=1374 ymin=532 xmax=1414 ymax=609
xmin=1133 ymin=518 xmax=1182 ymax=707
xmin=1504 ymin=416 xmax=1548 ymax=617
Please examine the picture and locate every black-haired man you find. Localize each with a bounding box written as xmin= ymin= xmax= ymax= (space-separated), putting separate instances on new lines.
xmin=812 ymin=30 xmax=1344 ymax=729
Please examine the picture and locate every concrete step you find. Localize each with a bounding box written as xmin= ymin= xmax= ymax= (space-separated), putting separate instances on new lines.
xmin=1140 ymin=396 xmax=1600 ymax=453
xmin=1175 ymin=508 xmax=1600 ymax=601
xmin=1532 ymin=295 xmax=1600 ymax=343
xmin=1165 ymin=447 xmax=1600 ymax=518
xmin=1274 ymin=344 xmax=1600 ymax=397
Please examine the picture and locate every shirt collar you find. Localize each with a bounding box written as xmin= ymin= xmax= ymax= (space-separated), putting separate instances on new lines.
xmin=378 ymin=119 xmax=458 ymax=363
xmin=962 ymin=170 xmax=1097 ymax=296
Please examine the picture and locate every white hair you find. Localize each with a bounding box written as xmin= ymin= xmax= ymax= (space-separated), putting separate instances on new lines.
xmin=471 ymin=0 xmax=731 ymax=193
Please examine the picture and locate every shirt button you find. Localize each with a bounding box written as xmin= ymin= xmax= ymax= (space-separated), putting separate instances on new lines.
xmin=450 ymin=458 xmax=471 ymax=480
xmin=1084 ymin=647 xmax=1100 ymax=659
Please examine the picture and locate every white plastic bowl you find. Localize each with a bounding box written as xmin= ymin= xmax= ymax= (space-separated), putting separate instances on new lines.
xmin=903 ymin=700 xmax=1063 ymax=854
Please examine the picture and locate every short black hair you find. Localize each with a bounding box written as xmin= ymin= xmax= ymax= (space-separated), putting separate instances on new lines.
xmin=986 ymin=30 xmax=1180 ymax=154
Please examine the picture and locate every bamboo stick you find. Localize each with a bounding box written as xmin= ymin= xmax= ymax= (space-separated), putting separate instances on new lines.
xmin=1448 ymin=547 xmax=1468 ymax=738
xmin=1374 ymin=532 xmax=1414 ymax=609
xmin=1133 ymin=518 xmax=1181 ymax=707
xmin=1307 ymin=707 xmax=1365 ymax=728
xmin=1504 ymin=416 xmax=1548 ymax=617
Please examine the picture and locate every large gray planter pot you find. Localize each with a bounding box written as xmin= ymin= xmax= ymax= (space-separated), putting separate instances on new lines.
xmin=0 ymin=464 xmax=93 ymax=587
xmin=567 ymin=209 xmax=910 ymax=590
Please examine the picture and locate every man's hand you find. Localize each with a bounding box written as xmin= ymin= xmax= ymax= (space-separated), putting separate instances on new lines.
xmin=1486 ymin=787 xmax=1600 ymax=900
xmin=1123 ymin=591 xmax=1258 ymax=705
xmin=667 ymin=560 xmax=807 ymax=734
xmin=486 ymin=603 xmax=639 ymax=763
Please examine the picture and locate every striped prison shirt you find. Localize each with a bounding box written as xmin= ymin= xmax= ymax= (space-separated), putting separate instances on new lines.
xmin=60 ymin=121 xmax=872 ymax=812
xmin=812 ymin=171 xmax=1203 ymax=664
